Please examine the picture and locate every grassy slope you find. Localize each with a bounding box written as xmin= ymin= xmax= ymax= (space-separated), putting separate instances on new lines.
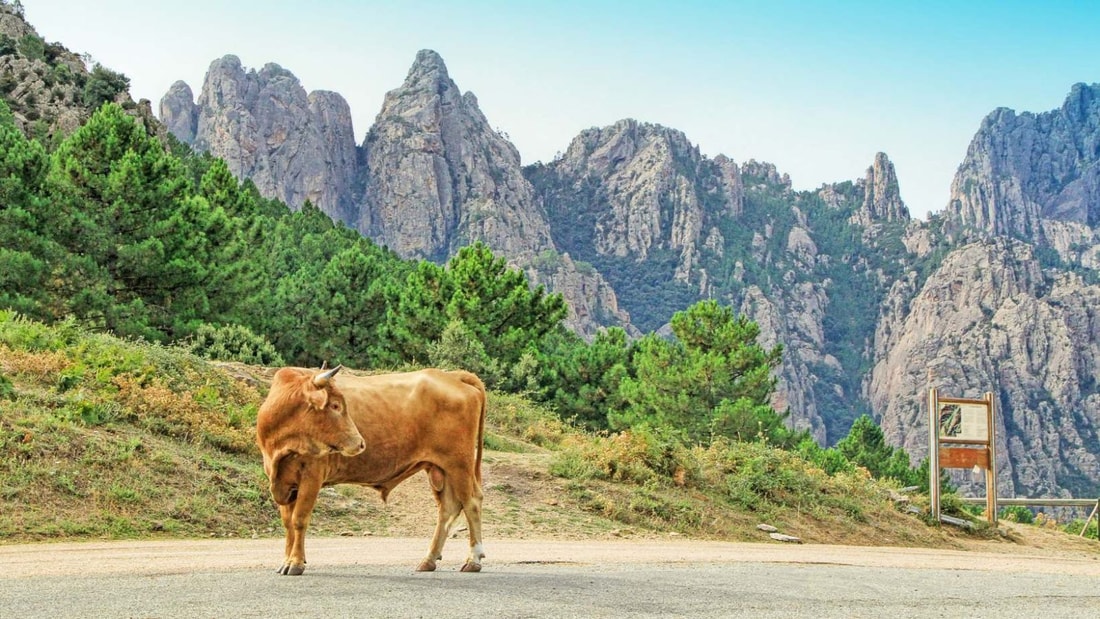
xmin=0 ymin=311 xmax=1096 ymax=556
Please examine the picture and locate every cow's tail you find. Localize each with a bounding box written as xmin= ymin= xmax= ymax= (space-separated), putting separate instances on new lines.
xmin=459 ymin=371 xmax=487 ymax=485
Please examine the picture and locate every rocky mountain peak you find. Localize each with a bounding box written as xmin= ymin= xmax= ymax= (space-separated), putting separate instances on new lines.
xmin=548 ymin=119 xmax=714 ymax=273
xmin=405 ymin=49 xmax=450 ymax=85
xmin=160 ymin=54 xmax=360 ymax=223
xmin=359 ymin=48 xmax=551 ymax=261
xmin=0 ymin=3 xmax=34 ymax=39
xmin=740 ymin=160 xmax=791 ymax=188
xmin=851 ymin=152 xmax=909 ymax=226
xmin=946 ymin=82 xmax=1100 ymax=241
xmin=1061 ymin=81 xmax=1098 ymax=123
xmin=257 ymin=61 xmax=297 ymax=83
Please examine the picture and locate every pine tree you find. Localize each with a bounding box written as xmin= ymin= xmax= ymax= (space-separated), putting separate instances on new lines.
xmin=611 ymin=300 xmax=790 ymax=445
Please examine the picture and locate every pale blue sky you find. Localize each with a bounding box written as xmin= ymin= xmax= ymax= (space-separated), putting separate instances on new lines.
xmin=22 ymin=0 xmax=1100 ymax=218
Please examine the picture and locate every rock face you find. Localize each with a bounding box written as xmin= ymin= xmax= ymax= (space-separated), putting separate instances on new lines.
xmin=358 ymin=50 xmax=552 ymax=262
xmin=545 ymin=119 xmax=725 ymax=283
xmin=524 ymin=251 xmax=634 ymax=338
xmin=867 ymin=239 xmax=1100 ymax=498
xmin=558 ymin=121 xmax=699 ymax=262
xmin=862 ymin=83 xmax=1100 ymax=499
xmin=738 ymin=281 xmax=836 ymax=441
xmin=946 ymin=82 xmax=1100 ymax=240
xmin=159 ymin=81 xmax=197 ymax=144
xmin=160 ymin=55 xmax=359 ymax=224
xmin=535 ymin=123 xmax=878 ymax=443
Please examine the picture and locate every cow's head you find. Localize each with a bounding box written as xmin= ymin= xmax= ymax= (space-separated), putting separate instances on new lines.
xmin=257 ymin=364 xmax=366 ymax=501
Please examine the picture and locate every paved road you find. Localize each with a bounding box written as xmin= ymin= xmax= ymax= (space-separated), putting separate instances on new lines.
xmin=1 ymin=538 xmax=1098 ymax=618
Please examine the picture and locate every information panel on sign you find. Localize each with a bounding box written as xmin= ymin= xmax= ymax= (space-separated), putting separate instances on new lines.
xmin=937 ymin=402 xmax=989 ymax=443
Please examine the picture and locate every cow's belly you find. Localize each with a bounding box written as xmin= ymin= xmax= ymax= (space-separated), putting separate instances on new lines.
xmin=325 ymin=459 xmax=429 ymax=498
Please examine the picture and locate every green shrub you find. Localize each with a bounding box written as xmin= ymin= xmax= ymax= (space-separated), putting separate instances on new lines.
xmin=1063 ymin=516 xmax=1098 ymax=540
xmin=82 ymin=64 xmax=129 ymax=109
xmin=427 ymin=319 xmax=502 ymax=387
xmin=550 ymin=425 xmax=686 ymax=485
xmin=488 ymin=391 xmax=571 ymax=449
xmin=186 ymin=323 xmax=284 ymax=366
xmin=0 ymin=311 xmax=82 ymax=351
xmin=17 ymin=34 xmax=45 ymax=61
xmin=999 ymin=505 xmax=1035 ymax=524
xmin=0 ymin=34 xmax=16 ymax=56
xmin=795 ymin=438 xmax=855 ymax=475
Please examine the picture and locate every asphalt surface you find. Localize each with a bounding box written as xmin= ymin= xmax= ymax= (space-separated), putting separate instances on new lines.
xmin=2 ymin=538 xmax=1098 ymax=618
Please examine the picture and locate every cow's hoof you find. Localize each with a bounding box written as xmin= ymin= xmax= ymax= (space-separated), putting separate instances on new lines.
xmin=277 ymin=564 xmax=305 ymax=576
xmin=460 ymin=561 xmax=482 ymax=573
xmin=416 ymin=559 xmax=437 ymax=572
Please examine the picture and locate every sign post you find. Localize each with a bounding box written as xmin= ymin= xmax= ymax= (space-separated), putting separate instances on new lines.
xmin=928 ymin=388 xmax=997 ymax=524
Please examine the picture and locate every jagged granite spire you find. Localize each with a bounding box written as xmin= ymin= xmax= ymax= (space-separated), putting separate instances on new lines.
xmin=850 ymin=152 xmax=909 ymax=226
xmin=159 ymin=81 xmax=198 ymax=144
xmin=159 ymin=55 xmax=360 ymax=224
xmin=358 ymin=48 xmax=553 ymax=261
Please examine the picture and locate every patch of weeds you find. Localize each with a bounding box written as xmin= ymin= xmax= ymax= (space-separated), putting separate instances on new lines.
xmin=61 ymin=396 xmax=121 ymax=427
xmin=0 ymin=372 xmax=15 ymax=400
xmin=104 ymin=514 xmax=140 ymax=537
xmin=56 ymin=366 xmax=84 ymax=392
xmin=148 ymin=449 xmax=178 ymax=475
xmin=110 ymin=484 xmax=141 ymax=503
xmin=0 ymin=311 xmax=82 ymax=351
xmin=52 ymin=473 xmax=82 ymax=496
xmin=113 ymin=437 xmax=144 ymax=463
xmin=484 ymin=433 xmax=530 ymax=453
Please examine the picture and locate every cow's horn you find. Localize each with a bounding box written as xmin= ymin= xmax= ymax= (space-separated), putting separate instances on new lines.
xmin=319 ymin=360 xmax=328 ymax=370
xmin=313 ymin=364 xmax=342 ymax=387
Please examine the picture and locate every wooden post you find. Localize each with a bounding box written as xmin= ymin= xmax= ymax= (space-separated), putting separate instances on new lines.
xmin=984 ymin=391 xmax=997 ymax=525
xmin=928 ymin=387 xmax=940 ymax=520
xmin=1081 ymin=500 xmax=1099 ymax=539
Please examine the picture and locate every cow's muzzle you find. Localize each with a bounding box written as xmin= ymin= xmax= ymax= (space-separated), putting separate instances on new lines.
xmin=341 ymin=439 xmax=366 ymax=457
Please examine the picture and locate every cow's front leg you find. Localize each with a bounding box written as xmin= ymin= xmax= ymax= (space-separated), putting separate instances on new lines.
xmin=277 ymin=503 xmax=298 ymax=574
xmin=277 ymin=482 xmax=320 ymax=575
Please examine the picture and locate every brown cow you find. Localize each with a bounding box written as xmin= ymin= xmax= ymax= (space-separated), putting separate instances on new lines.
xmin=256 ymin=365 xmax=487 ymax=575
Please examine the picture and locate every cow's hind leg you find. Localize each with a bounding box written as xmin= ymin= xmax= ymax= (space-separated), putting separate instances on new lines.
xmin=417 ymin=466 xmax=462 ymax=572
xmin=459 ymin=476 xmax=485 ymax=572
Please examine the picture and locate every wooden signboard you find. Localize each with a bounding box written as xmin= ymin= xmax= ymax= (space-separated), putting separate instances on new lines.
xmin=928 ymin=388 xmax=997 ymax=524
